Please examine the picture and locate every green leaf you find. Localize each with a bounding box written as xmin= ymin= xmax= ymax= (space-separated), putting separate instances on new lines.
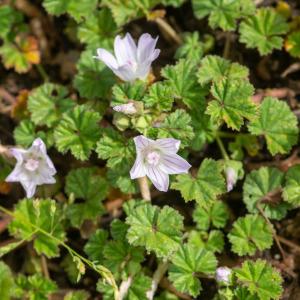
xmin=28 ymin=83 xmax=74 ymax=127
xmin=14 ymin=120 xmax=53 ymax=148
xmin=73 ymin=50 xmax=115 ymax=99
xmin=143 ymin=82 xmax=174 ymax=112
xmin=126 ymin=275 xmax=152 ymax=300
xmin=102 ymin=0 xmax=153 ymax=26
xmin=126 ymin=203 xmax=184 ymax=259
xmin=229 ymin=134 xmax=260 ymax=160
xmin=161 ymin=59 xmax=207 ymax=109
xmin=107 ymin=168 xmax=138 ymax=194
xmin=234 ymin=287 xmax=258 ymax=300
xmin=77 ymin=8 xmax=117 ymax=49
xmin=84 ymin=229 xmax=108 ymax=262
xmin=103 ymin=240 xmax=144 ymax=276
xmin=42 ymin=0 xmax=98 ymax=22
xmin=15 ymin=274 xmax=57 ymax=300
xmin=169 ymin=244 xmax=217 ymax=297
xmin=239 ymin=8 xmax=288 ymax=55
xmin=175 ymin=32 xmax=204 ymax=62
xmin=0 ymin=262 xmax=15 ymax=300
xmin=192 ymin=0 xmax=241 ymax=30
xmin=64 ymin=291 xmax=90 ymax=300
xmin=190 ymin=113 xmax=218 ymax=151
xmin=65 ymin=167 xmax=108 ymax=227
xmin=61 ymin=254 xmax=81 ymax=284
xmin=162 ymin=0 xmax=185 ymax=6
xmin=243 ymin=167 xmax=290 ymax=220
xmin=111 ymin=219 xmax=129 ymax=240
xmin=155 ymin=109 xmax=195 ymax=148
xmin=193 ymin=201 xmax=229 ymax=231
xmin=282 ymin=165 xmax=300 ymax=207
xmin=248 ymin=97 xmax=298 ymax=155
xmin=0 ymin=36 xmax=40 ymax=73
xmin=111 ymin=81 xmax=147 ymax=106
xmin=286 ymin=31 xmax=300 ymax=58
xmin=188 ymin=230 xmax=224 ymax=253
xmin=0 ymin=5 xmax=23 ymax=40
xmin=197 ymin=55 xmax=249 ymax=85
xmin=54 ymin=105 xmax=101 ymax=160
xmin=235 ymin=259 xmax=283 ymax=300
xmin=172 ymin=158 xmax=226 ymax=205
xmin=98 ymin=274 xmax=152 ymax=300
xmin=228 ymin=214 xmax=273 ymax=256
xmin=96 ymin=128 xmax=135 ymax=169
xmin=9 ymin=198 xmax=65 ymax=258
xmin=206 ymin=78 xmax=256 ymax=130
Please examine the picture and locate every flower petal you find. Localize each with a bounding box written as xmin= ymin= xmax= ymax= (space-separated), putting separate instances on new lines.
xmin=155 ymin=138 xmax=181 ymax=154
xmin=137 ymin=34 xmax=159 ymax=63
xmin=124 ymin=33 xmax=137 ymax=60
xmin=159 ymin=153 xmax=191 ymax=175
xmin=146 ymin=166 xmax=169 ymax=192
xmin=21 ymin=180 xmax=37 ymax=198
xmin=135 ymin=61 xmax=152 ymax=80
xmin=94 ymin=48 xmax=118 ymax=69
xmin=10 ymin=148 xmax=25 ymax=162
xmin=114 ymin=34 xmax=137 ymax=66
xmin=133 ymin=135 xmax=153 ymax=151
xmin=130 ymin=155 xmax=146 ymax=179
xmin=115 ymin=64 xmax=137 ymax=82
xmin=5 ymin=167 xmax=24 ymax=182
xmin=32 ymin=138 xmax=47 ymax=155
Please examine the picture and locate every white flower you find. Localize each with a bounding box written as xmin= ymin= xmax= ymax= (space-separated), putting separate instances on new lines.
xmin=225 ymin=167 xmax=237 ymax=192
xmin=216 ymin=267 xmax=232 ymax=284
xmin=6 ymin=138 xmax=56 ymax=198
xmin=94 ymin=33 xmax=160 ymax=82
xmin=130 ymin=135 xmax=191 ymax=192
xmin=113 ymin=102 xmax=137 ymax=115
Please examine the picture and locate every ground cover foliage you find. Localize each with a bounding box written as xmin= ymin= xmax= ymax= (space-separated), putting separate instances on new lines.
xmin=1 ymin=0 xmax=300 ymax=299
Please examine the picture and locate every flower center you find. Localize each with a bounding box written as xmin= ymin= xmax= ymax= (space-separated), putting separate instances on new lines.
xmin=127 ymin=60 xmax=138 ymax=72
xmin=146 ymin=151 xmax=161 ymax=166
xmin=24 ymin=158 xmax=40 ymax=172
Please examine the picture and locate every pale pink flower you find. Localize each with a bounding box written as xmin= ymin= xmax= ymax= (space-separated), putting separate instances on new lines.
xmin=216 ymin=267 xmax=232 ymax=284
xmin=94 ymin=33 xmax=160 ymax=82
xmin=130 ymin=136 xmax=191 ymax=192
xmin=6 ymin=138 xmax=56 ymax=198
xmin=225 ymin=167 xmax=237 ymax=192
xmin=113 ymin=102 xmax=137 ymax=115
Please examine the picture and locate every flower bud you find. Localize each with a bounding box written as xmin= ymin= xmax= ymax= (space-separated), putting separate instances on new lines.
xmin=216 ymin=266 xmax=232 ymax=284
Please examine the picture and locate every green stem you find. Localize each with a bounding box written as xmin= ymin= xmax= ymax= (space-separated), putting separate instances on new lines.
xmin=35 ymin=64 xmax=49 ymax=82
xmin=215 ymin=135 xmax=230 ymax=160
xmin=0 ymin=205 xmax=119 ymax=299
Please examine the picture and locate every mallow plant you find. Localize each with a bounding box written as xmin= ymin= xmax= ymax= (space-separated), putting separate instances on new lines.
xmin=0 ymin=1 xmax=300 ymax=300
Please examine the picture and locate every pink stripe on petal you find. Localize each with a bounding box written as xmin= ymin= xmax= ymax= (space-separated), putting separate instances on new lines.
xmin=133 ymin=135 xmax=153 ymax=150
xmin=155 ymin=138 xmax=181 ymax=153
xmin=159 ymin=153 xmax=191 ymax=175
xmin=137 ymin=34 xmax=159 ymax=63
xmin=146 ymin=165 xmax=169 ymax=192
xmin=130 ymin=156 xmax=146 ymax=179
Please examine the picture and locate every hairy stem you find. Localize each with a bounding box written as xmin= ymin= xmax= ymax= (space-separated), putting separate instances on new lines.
xmin=146 ymin=261 xmax=169 ymax=300
xmin=155 ymin=17 xmax=182 ymax=45
xmin=35 ymin=64 xmax=49 ymax=82
xmin=256 ymin=204 xmax=287 ymax=260
xmin=41 ymin=255 xmax=50 ymax=279
xmin=119 ymin=276 xmax=133 ymax=300
xmin=223 ymin=32 xmax=231 ymax=59
xmin=215 ymin=135 xmax=230 ymax=160
xmin=138 ymin=176 xmax=151 ymax=201
xmin=0 ymin=205 xmax=119 ymax=300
